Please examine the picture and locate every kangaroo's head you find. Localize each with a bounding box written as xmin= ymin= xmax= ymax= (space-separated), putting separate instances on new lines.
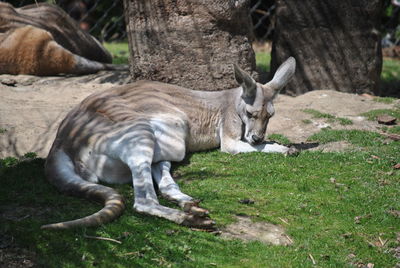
xmin=234 ymin=57 xmax=296 ymax=145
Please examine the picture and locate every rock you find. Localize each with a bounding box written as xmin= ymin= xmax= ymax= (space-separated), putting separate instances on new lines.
xmin=0 ymin=78 xmax=17 ymax=86
xmin=377 ymin=114 xmax=397 ymax=125
xmin=238 ymin=199 xmax=255 ymax=205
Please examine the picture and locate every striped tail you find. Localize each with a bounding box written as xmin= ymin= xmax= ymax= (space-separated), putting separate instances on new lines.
xmin=41 ymin=149 xmax=125 ymax=230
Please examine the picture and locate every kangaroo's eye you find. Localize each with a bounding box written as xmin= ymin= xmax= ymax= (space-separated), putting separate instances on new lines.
xmin=246 ymin=111 xmax=252 ymax=118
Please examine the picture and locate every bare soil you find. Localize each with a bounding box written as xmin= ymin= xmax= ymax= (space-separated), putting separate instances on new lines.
xmin=221 ymin=216 xmax=293 ymax=246
xmin=0 ymin=71 xmax=397 ymax=158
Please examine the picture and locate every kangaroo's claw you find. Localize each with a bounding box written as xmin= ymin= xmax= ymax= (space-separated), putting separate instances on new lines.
xmin=183 ymin=201 xmax=209 ymax=216
xmin=181 ymin=214 xmax=215 ymax=229
xmin=180 ymin=201 xmax=214 ymax=229
xmin=287 ymin=145 xmax=300 ymax=156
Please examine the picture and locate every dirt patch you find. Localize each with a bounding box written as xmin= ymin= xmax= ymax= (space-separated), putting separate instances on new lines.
xmin=0 ymin=72 xmax=398 ymax=158
xmin=0 ymin=205 xmax=55 ymax=267
xmin=0 ymin=71 xmax=130 ymax=158
xmin=269 ymin=90 xmax=399 ymax=144
xmin=220 ymin=216 xmax=293 ymax=246
xmin=0 ymin=232 xmax=36 ymax=268
xmin=0 ymin=205 xmax=53 ymax=222
xmin=0 ymin=247 xmax=36 ymax=268
xmin=309 ymin=141 xmax=355 ymax=152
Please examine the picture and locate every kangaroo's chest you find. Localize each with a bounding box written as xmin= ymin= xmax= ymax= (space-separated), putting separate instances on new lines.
xmin=186 ymin=116 xmax=221 ymax=152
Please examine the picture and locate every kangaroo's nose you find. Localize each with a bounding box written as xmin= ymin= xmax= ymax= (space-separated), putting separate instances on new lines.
xmin=252 ymin=134 xmax=263 ymax=143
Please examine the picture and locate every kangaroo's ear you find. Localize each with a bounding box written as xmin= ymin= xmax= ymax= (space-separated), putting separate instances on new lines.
xmin=234 ymin=63 xmax=257 ymax=102
xmin=265 ymin=57 xmax=296 ymax=98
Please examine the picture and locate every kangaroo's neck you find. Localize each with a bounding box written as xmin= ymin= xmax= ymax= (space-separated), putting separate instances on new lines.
xmin=181 ymin=87 xmax=241 ymax=152
xmin=186 ymin=87 xmax=240 ymax=111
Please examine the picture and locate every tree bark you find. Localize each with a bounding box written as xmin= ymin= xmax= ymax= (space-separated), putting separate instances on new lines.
xmin=123 ymin=0 xmax=258 ymax=91
xmin=271 ymin=0 xmax=383 ymax=95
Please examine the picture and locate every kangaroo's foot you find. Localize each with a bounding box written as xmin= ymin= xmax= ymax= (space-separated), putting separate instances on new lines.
xmin=180 ymin=200 xmax=214 ymax=229
xmin=134 ymin=201 xmax=215 ymax=229
xmin=286 ymin=145 xmax=300 ymax=156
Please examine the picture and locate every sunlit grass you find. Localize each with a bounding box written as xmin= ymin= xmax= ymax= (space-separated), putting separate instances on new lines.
xmin=361 ymin=108 xmax=400 ymax=121
xmin=303 ymin=109 xmax=353 ymax=125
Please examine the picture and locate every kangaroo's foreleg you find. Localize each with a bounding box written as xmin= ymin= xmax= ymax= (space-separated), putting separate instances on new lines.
xmin=152 ymin=161 xmax=193 ymax=205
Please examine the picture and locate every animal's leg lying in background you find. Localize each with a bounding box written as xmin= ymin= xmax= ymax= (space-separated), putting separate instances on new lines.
xmin=152 ymin=161 xmax=209 ymax=217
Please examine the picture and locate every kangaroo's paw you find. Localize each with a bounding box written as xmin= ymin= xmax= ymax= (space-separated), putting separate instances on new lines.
xmin=180 ymin=201 xmax=215 ymax=229
xmin=182 ymin=200 xmax=209 ymax=217
xmin=286 ymin=145 xmax=300 ymax=156
xmin=181 ymin=214 xmax=215 ymax=229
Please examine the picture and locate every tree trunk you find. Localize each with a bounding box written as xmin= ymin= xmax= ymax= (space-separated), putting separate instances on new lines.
xmin=271 ymin=0 xmax=383 ymax=95
xmin=123 ymin=0 xmax=258 ymax=91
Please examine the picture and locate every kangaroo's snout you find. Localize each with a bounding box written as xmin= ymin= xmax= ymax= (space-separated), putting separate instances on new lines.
xmin=251 ymin=134 xmax=264 ymax=144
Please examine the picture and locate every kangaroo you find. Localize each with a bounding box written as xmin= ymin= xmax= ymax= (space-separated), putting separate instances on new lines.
xmin=41 ymin=57 xmax=296 ymax=230
xmin=0 ymin=3 xmax=126 ymax=76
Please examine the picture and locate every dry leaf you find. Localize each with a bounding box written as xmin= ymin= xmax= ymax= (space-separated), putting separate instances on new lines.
xmin=381 ymin=133 xmax=400 ymax=141
xmin=394 ymin=163 xmax=400 ymax=169
xmin=387 ymin=209 xmax=400 ymax=218
xmin=361 ymin=93 xmax=375 ymax=99
xmin=347 ymin=253 xmax=356 ymax=259
xmin=354 ymin=214 xmax=372 ymax=224
xmin=341 ymin=233 xmax=352 ymax=239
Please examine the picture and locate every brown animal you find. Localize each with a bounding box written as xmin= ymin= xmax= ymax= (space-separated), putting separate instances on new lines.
xmin=0 ymin=2 xmax=125 ymax=76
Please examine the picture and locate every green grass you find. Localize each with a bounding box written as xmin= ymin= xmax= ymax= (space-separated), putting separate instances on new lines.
xmin=303 ymin=109 xmax=353 ymax=126
xmin=104 ymin=42 xmax=129 ymax=65
xmin=381 ymin=58 xmax=400 ymax=82
xmin=361 ymin=108 xmax=400 ymax=121
xmin=380 ymin=125 xmax=400 ymax=134
xmin=374 ymin=57 xmax=400 ymax=97
xmin=255 ymin=52 xmax=271 ymax=73
xmin=373 ymin=97 xmax=397 ymax=104
xmin=267 ymin=134 xmax=292 ymax=145
xmin=1 ymin=129 xmax=399 ymax=267
xmin=307 ymin=129 xmax=385 ymax=146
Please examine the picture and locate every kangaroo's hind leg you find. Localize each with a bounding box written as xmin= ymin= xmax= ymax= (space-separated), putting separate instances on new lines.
xmin=110 ymin=122 xmax=213 ymax=228
xmin=152 ymin=161 xmax=210 ymax=217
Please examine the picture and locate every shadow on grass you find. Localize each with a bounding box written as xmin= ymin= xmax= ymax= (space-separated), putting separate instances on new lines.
xmin=378 ymin=79 xmax=400 ymax=98
xmin=0 ymin=157 xmax=227 ymax=267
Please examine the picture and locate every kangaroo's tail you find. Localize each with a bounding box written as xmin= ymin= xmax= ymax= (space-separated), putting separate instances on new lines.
xmin=71 ymin=54 xmax=129 ymax=75
xmin=41 ymin=149 xmax=125 ymax=230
